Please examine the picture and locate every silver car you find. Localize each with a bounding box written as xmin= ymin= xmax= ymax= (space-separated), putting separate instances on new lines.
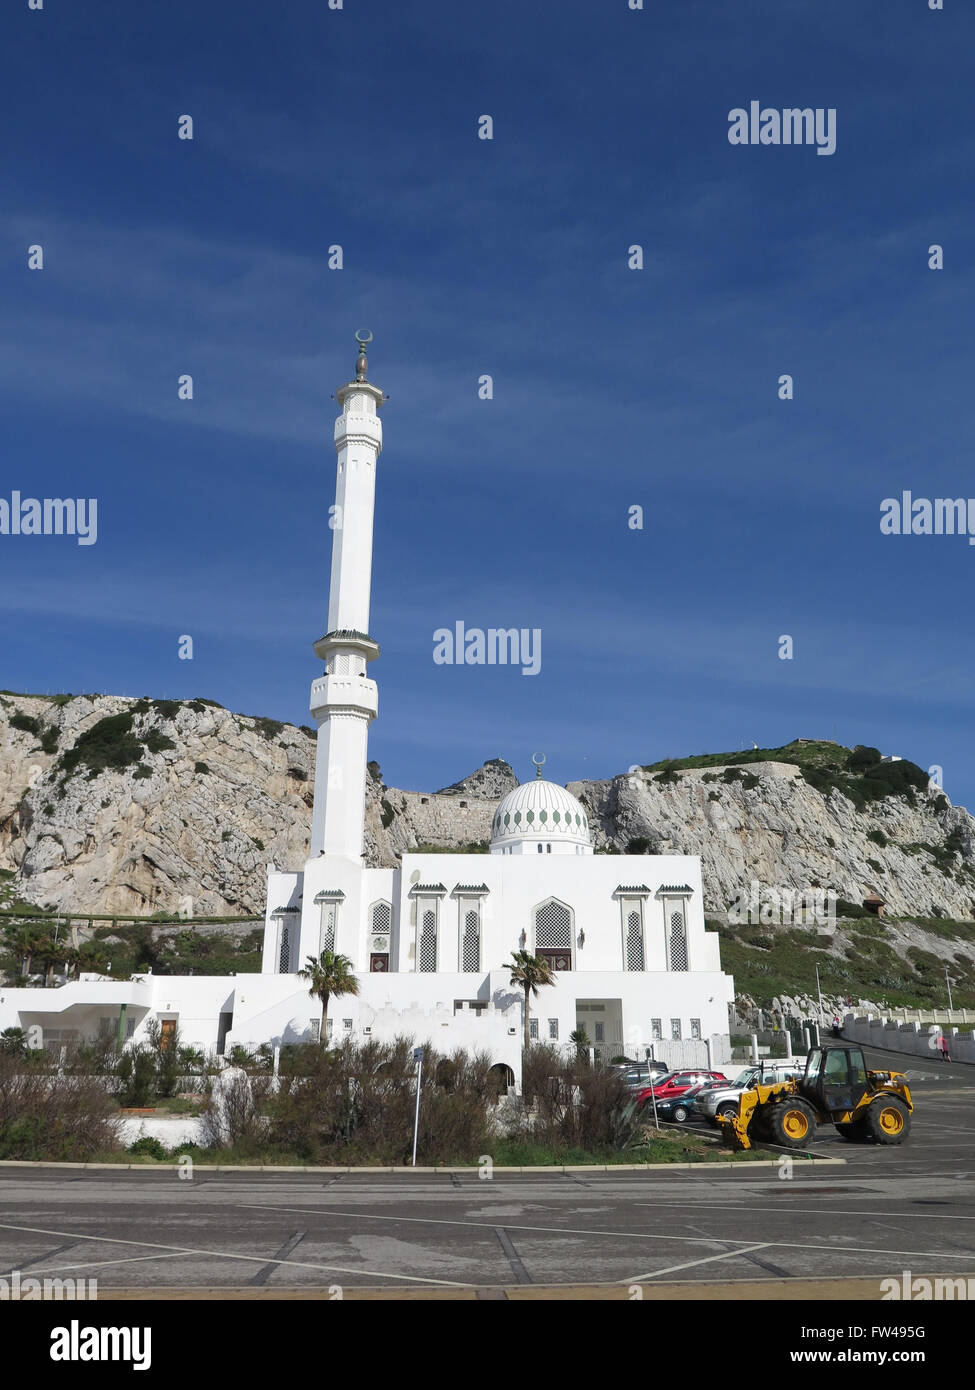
xmin=696 ymin=1063 xmax=804 ymax=1124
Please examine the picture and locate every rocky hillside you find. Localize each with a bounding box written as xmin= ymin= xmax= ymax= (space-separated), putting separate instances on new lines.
xmin=1 ymin=694 xmax=973 ymax=929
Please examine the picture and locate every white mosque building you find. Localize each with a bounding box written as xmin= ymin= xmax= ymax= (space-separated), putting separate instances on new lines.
xmin=0 ymin=338 xmax=734 ymax=1080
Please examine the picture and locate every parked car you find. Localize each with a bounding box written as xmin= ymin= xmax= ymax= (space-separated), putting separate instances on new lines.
xmin=613 ymin=1061 xmax=670 ymax=1089
xmin=696 ymin=1063 xmax=804 ymax=1125
xmin=635 ymin=1069 xmax=728 ymax=1105
xmin=639 ymin=1081 xmax=714 ymax=1125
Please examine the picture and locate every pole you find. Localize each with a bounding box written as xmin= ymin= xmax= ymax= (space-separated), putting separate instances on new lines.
xmin=411 ymin=1047 xmax=424 ymax=1167
xmin=648 ymin=1073 xmax=660 ymax=1131
xmin=946 ymin=967 xmax=954 ymax=1013
xmin=815 ymin=964 xmax=824 ymax=1026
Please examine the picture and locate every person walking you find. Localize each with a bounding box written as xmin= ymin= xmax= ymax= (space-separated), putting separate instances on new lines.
xmin=939 ymin=1033 xmax=951 ymax=1063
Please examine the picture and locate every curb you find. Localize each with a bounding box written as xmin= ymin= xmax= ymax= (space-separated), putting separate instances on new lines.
xmin=0 ymin=1156 xmax=845 ymax=1174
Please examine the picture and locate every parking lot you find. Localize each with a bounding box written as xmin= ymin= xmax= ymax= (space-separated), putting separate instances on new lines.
xmin=1 ymin=1045 xmax=973 ymax=1299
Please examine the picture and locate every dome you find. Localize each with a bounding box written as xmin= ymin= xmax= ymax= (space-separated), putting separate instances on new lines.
xmin=490 ymin=779 xmax=592 ymax=855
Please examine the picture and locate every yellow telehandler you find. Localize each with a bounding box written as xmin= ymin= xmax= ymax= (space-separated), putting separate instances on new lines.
xmin=717 ymin=1044 xmax=913 ymax=1151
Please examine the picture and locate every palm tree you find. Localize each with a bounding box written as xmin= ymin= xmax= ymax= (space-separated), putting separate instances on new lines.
xmin=507 ymin=950 xmax=556 ymax=1050
xmin=298 ymin=950 xmax=359 ymax=1046
xmin=3 ymin=923 xmax=48 ymax=978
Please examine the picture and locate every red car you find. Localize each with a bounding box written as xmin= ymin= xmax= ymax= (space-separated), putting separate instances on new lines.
xmin=635 ymin=1069 xmax=728 ymax=1105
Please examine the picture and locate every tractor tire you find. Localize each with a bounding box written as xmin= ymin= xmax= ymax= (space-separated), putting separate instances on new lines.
xmin=864 ymin=1096 xmax=911 ymax=1145
xmin=766 ymin=1098 xmax=817 ymax=1148
xmin=835 ymin=1120 xmax=869 ymax=1143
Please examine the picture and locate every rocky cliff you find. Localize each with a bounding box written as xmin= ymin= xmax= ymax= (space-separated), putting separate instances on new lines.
xmin=1 ymin=693 xmax=973 ymax=925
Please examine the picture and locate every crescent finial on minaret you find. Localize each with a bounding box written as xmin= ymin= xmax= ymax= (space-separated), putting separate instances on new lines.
xmin=354 ymin=329 xmax=373 ymax=381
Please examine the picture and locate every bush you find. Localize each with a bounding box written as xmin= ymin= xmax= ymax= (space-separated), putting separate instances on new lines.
xmin=9 ymin=713 xmax=40 ymax=735
xmin=116 ymin=1048 xmax=158 ymax=1107
xmin=265 ymin=1039 xmax=497 ymax=1166
xmin=58 ymin=712 xmax=145 ymax=780
xmin=867 ymin=829 xmax=888 ymax=847
xmin=128 ymin=1136 xmax=168 ymax=1160
xmin=0 ymin=1054 xmax=119 ymax=1160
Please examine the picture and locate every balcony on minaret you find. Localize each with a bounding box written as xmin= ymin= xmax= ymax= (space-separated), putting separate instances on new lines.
xmin=310 ymin=671 xmax=378 ymax=720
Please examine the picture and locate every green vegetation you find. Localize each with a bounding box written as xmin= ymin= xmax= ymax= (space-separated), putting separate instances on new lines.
xmin=251 ymin=717 xmax=285 ymax=741
xmin=57 ymin=712 xmax=145 ymax=780
xmin=414 ymin=841 xmax=489 ymax=854
xmin=867 ymin=829 xmax=888 ymax=847
xmin=380 ymin=798 xmax=395 ymax=828
xmin=9 ymin=713 xmax=40 ymax=735
xmin=194 ymin=761 xmax=210 ymax=774
xmin=720 ymin=914 xmax=975 ymax=1009
xmin=644 ymin=740 xmax=931 ymax=811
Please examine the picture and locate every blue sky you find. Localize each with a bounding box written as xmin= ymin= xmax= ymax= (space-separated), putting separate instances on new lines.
xmin=3 ymin=0 xmax=975 ymax=805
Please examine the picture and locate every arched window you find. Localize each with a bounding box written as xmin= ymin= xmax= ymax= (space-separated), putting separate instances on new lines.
xmin=625 ymin=906 xmax=645 ymax=971
xmin=418 ymin=906 xmax=438 ymax=972
xmin=278 ymin=921 xmax=292 ymax=974
xmin=319 ymin=901 xmax=337 ymax=956
xmin=669 ymin=909 xmax=688 ymax=972
xmin=370 ymin=900 xmax=392 ymax=973
xmin=533 ymin=899 xmax=573 ymax=971
xmin=462 ymin=906 xmax=480 ymax=972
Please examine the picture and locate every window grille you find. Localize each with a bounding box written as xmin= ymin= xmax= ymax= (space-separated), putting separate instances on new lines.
xmin=372 ymin=901 xmax=391 ymax=935
xmin=671 ymin=1018 xmax=682 ymax=1040
xmin=548 ymin=1019 xmax=559 ymax=1041
xmin=320 ymin=902 xmax=336 ymax=955
xmin=278 ymin=922 xmax=291 ymax=974
xmin=651 ymin=1018 xmax=662 ymax=1040
xmin=462 ymin=907 xmax=480 ymax=972
xmin=625 ymin=907 xmax=644 ymax=970
xmin=529 ymin=1018 xmax=539 ymax=1040
xmin=536 ymin=900 xmax=571 ymax=950
xmin=669 ymin=910 xmax=688 ymax=971
xmin=419 ymin=907 xmax=438 ymax=972
xmin=691 ymin=1018 xmax=702 ymax=1040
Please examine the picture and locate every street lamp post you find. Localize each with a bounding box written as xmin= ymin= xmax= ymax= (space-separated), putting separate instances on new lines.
xmin=815 ymin=964 xmax=825 ymax=1026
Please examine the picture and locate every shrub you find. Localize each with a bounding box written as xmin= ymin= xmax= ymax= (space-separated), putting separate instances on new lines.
xmin=144 ymin=730 xmax=176 ymax=755
xmin=867 ymin=829 xmax=888 ymax=847
xmin=9 ymin=713 xmax=40 ymax=735
xmin=380 ymin=799 xmax=395 ymax=829
xmin=128 ymin=1136 xmax=168 ymax=1160
xmin=194 ymin=762 xmax=210 ymax=774
xmin=0 ymin=1054 xmax=119 ymax=1160
xmin=58 ymin=712 xmax=144 ymax=780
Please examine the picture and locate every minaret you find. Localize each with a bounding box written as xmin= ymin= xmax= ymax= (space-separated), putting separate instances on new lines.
xmin=309 ymin=332 xmax=384 ymax=860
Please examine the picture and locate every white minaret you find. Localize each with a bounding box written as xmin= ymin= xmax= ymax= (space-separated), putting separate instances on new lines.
xmin=309 ymin=332 xmax=384 ymax=860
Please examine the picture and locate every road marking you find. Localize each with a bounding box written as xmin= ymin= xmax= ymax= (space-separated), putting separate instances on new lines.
xmin=631 ymin=1201 xmax=975 ymax=1222
xmin=624 ymin=1243 xmax=771 ymax=1283
xmin=237 ymin=1202 xmax=971 ymax=1262
xmin=250 ymin=1230 xmax=306 ymax=1287
xmin=28 ymin=1251 xmax=193 ymax=1276
xmin=0 ymin=1220 xmax=472 ymax=1287
xmin=494 ymin=1228 xmax=532 ymax=1284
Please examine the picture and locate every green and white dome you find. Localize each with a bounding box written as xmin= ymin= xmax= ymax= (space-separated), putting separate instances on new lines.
xmin=490 ymin=780 xmax=592 ymax=856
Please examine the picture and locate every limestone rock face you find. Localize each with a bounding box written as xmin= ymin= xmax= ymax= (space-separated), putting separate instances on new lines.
xmin=570 ymin=763 xmax=975 ymax=921
xmin=1 ymin=692 xmax=973 ymax=923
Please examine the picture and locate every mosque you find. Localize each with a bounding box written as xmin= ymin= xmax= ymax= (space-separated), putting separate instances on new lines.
xmin=0 ymin=338 xmax=734 ymax=1080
